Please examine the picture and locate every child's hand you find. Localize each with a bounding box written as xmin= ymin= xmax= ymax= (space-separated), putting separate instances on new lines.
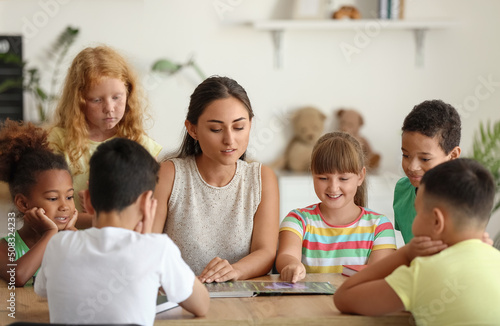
xmin=406 ymin=236 xmax=447 ymax=261
xmin=482 ymin=232 xmax=493 ymax=246
xmin=24 ymin=207 xmax=58 ymax=235
xmin=279 ymin=263 xmax=306 ymax=284
xmin=134 ymin=191 xmax=157 ymax=234
xmin=78 ymin=189 xmax=88 ymax=213
xmin=64 ymin=209 xmax=78 ymax=231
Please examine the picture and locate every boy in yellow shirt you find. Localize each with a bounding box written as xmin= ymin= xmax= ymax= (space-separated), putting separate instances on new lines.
xmin=335 ymin=159 xmax=500 ymax=325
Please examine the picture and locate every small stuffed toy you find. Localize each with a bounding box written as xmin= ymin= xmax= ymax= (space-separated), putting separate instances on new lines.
xmin=273 ymin=107 xmax=326 ymax=173
xmin=336 ymin=108 xmax=380 ymax=170
xmin=332 ymin=6 xmax=361 ymax=19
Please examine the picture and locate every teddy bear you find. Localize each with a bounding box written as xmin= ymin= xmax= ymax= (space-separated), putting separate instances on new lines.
xmin=272 ymin=106 xmax=326 ymax=173
xmin=336 ymin=108 xmax=381 ymax=170
xmin=332 ymin=6 xmax=361 ymax=20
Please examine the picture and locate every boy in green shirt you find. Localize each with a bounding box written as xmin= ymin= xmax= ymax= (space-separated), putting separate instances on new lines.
xmin=393 ymin=100 xmax=461 ymax=243
xmin=335 ymin=159 xmax=500 ymax=325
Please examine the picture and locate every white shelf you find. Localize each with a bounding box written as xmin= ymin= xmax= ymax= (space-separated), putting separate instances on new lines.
xmin=249 ymin=19 xmax=457 ymax=68
xmin=253 ymin=19 xmax=456 ymax=30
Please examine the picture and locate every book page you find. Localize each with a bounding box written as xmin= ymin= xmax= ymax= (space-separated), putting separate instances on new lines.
xmin=206 ymin=281 xmax=336 ymax=297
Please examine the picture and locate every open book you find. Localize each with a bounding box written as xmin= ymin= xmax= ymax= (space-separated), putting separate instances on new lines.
xmin=156 ymin=293 xmax=179 ymax=314
xmin=205 ymin=281 xmax=336 ymax=298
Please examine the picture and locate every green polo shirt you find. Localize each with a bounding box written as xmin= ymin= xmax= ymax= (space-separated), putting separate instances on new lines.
xmin=393 ymin=177 xmax=417 ymax=244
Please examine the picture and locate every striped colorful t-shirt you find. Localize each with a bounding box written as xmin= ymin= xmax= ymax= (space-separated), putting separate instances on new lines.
xmin=280 ymin=204 xmax=397 ymax=273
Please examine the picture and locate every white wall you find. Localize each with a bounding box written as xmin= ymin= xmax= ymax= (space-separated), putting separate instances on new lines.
xmin=1 ymin=0 xmax=500 ymax=235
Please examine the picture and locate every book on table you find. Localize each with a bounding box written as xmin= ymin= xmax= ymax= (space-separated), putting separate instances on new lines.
xmin=205 ymin=280 xmax=336 ymax=298
xmin=341 ymin=265 xmax=367 ymax=277
xmin=156 ymin=293 xmax=179 ymax=314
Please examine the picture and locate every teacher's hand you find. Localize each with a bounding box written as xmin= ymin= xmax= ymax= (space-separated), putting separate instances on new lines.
xmin=198 ymin=257 xmax=241 ymax=283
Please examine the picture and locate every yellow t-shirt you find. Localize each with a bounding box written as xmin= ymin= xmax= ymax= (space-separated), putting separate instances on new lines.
xmin=48 ymin=127 xmax=162 ymax=211
xmin=385 ymin=239 xmax=500 ymax=326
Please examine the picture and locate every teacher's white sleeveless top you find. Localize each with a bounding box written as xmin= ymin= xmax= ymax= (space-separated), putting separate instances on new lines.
xmin=164 ymin=156 xmax=262 ymax=275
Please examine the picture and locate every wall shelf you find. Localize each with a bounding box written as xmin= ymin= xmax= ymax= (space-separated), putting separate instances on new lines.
xmin=250 ymin=19 xmax=456 ymax=68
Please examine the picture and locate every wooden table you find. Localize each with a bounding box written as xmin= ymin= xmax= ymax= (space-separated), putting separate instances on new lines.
xmin=1 ymin=274 xmax=412 ymax=325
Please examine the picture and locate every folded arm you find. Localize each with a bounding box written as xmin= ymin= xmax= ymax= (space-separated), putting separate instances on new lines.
xmin=334 ymin=237 xmax=447 ymax=315
xmin=179 ymin=277 xmax=210 ymax=317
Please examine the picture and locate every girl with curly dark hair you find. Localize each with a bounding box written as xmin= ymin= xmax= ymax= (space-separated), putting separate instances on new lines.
xmin=0 ymin=119 xmax=77 ymax=286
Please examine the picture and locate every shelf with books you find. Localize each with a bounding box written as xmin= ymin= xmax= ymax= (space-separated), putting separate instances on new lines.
xmin=248 ymin=19 xmax=456 ymax=68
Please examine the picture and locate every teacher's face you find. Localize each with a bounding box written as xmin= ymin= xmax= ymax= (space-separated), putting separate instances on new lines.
xmin=187 ymin=97 xmax=251 ymax=166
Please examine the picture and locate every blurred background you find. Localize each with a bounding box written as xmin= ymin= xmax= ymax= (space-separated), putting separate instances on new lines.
xmin=1 ymin=0 xmax=499 ymax=242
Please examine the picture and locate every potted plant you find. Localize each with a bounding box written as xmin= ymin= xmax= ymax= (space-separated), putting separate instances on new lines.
xmin=151 ymin=55 xmax=205 ymax=81
xmin=0 ymin=26 xmax=79 ymax=122
xmin=471 ymin=119 xmax=500 ymax=213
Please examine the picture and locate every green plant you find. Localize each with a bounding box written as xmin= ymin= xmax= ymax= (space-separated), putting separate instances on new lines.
xmin=0 ymin=26 xmax=79 ymax=122
xmin=151 ymin=55 xmax=206 ymax=81
xmin=0 ymin=52 xmax=23 ymax=93
xmin=471 ymin=120 xmax=500 ymax=213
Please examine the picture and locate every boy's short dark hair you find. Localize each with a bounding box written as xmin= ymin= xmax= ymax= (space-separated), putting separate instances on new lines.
xmin=402 ymin=100 xmax=461 ymax=154
xmin=89 ymin=138 xmax=160 ymax=213
xmin=421 ymin=159 xmax=495 ymax=228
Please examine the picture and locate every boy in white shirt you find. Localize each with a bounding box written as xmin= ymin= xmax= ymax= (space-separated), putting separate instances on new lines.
xmin=35 ymin=138 xmax=209 ymax=325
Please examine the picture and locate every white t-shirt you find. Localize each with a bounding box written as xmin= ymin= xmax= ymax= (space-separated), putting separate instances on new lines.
xmin=35 ymin=227 xmax=195 ymax=325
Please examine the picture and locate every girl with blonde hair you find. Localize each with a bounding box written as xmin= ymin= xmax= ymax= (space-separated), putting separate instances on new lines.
xmin=276 ymin=132 xmax=397 ymax=283
xmin=49 ymin=46 xmax=161 ymax=228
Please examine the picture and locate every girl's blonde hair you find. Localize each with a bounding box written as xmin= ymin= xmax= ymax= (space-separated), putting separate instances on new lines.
xmin=311 ymin=131 xmax=367 ymax=207
xmin=52 ymin=45 xmax=147 ymax=174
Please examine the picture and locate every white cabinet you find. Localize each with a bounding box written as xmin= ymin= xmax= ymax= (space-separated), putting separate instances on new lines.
xmin=278 ymin=172 xmax=319 ymax=222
